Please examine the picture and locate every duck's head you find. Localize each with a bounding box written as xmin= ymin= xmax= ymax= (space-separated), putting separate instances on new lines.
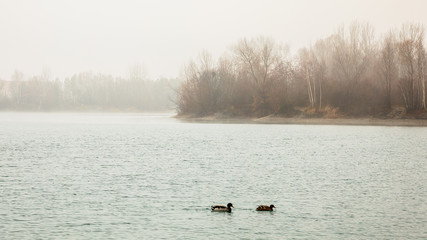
xmin=270 ymin=204 xmax=276 ymax=209
xmin=227 ymin=203 xmax=234 ymax=208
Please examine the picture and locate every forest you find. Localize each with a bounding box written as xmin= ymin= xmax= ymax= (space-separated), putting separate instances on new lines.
xmin=177 ymin=22 xmax=427 ymax=118
xmin=0 ymin=65 xmax=178 ymax=111
xmin=1 ymin=22 xmax=426 ymax=118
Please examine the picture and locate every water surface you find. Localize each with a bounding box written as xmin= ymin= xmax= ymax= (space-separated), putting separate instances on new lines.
xmin=1 ymin=113 xmax=426 ymax=239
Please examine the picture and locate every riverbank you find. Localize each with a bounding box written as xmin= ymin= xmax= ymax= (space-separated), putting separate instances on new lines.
xmin=176 ymin=114 xmax=427 ymax=127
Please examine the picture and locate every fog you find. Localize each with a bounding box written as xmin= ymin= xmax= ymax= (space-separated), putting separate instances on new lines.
xmin=1 ymin=0 xmax=427 ymax=113
xmin=2 ymin=2 xmax=427 ymax=238
xmin=1 ymin=0 xmax=426 ymax=80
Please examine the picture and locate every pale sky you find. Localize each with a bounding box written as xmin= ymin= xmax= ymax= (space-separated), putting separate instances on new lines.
xmin=0 ymin=0 xmax=426 ymax=80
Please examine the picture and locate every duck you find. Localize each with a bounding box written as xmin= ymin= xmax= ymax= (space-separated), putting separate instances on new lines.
xmin=256 ymin=204 xmax=276 ymax=211
xmin=211 ymin=203 xmax=234 ymax=212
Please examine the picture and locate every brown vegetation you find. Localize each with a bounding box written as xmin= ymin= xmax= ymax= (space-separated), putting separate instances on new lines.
xmin=177 ymin=22 xmax=427 ymax=118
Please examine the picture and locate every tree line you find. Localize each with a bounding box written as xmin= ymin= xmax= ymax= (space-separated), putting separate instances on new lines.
xmin=177 ymin=22 xmax=427 ymax=118
xmin=0 ymin=66 xmax=178 ymax=111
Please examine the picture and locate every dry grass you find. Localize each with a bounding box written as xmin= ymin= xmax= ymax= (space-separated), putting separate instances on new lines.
xmin=321 ymin=105 xmax=340 ymax=119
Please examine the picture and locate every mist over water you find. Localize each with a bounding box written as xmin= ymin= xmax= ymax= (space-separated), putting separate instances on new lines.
xmin=2 ymin=0 xmax=427 ymax=238
xmin=1 ymin=113 xmax=426 ymax=239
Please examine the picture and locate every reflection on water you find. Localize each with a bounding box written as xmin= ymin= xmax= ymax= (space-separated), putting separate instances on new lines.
xmin=1 ymin=113 xmax=426 ymax=239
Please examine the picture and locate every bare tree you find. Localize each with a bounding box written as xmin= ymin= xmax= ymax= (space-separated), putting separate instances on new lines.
xmin=298 ymin=48 xmax=318 ymax=109
xmin=298 ymin=42 xmax=328 ymax=111
xmin=331 ymin=22 xmax=376 ymax=111
xmin=415 ymin=30 xmax=426 ymax=110
xmin=216 ymin=54 xmax=237 ymax=111
xmin=177 ymin=51 xmax=224 ymax=115
xmin=11 ymin=70 xmax=24 ymax=106
xmin=378 ymin=31 xmax=398 ymax=110
xmin=268 ymin=55 xmax=293 ymax=114
xmin=234 ymin=37 xmax=284 ymax=114
xmin=129 ymin=64 xmax=147 ymax=81
xmin=398 ymin=23 xmax=425 ymax=110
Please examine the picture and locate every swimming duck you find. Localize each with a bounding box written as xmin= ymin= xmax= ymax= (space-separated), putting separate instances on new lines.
xmin=211 ymin=203 xmax=234 ymax=212
xmin=256 ymin=204 xmax=276 ymax=211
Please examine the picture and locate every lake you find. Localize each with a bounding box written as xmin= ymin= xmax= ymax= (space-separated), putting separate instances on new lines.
xmin=1 ymin=113 xmax=426 ymax=239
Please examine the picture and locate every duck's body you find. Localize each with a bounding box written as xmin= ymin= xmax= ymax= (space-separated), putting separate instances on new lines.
xmin=256 ymin=204 xmax=276 ymax=211
xmin=211 ymin=203 xmax=233 ymax=212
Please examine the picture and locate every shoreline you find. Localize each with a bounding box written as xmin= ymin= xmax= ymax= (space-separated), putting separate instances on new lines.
xmin=176 ymin=115 xmax=427 ymax=127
